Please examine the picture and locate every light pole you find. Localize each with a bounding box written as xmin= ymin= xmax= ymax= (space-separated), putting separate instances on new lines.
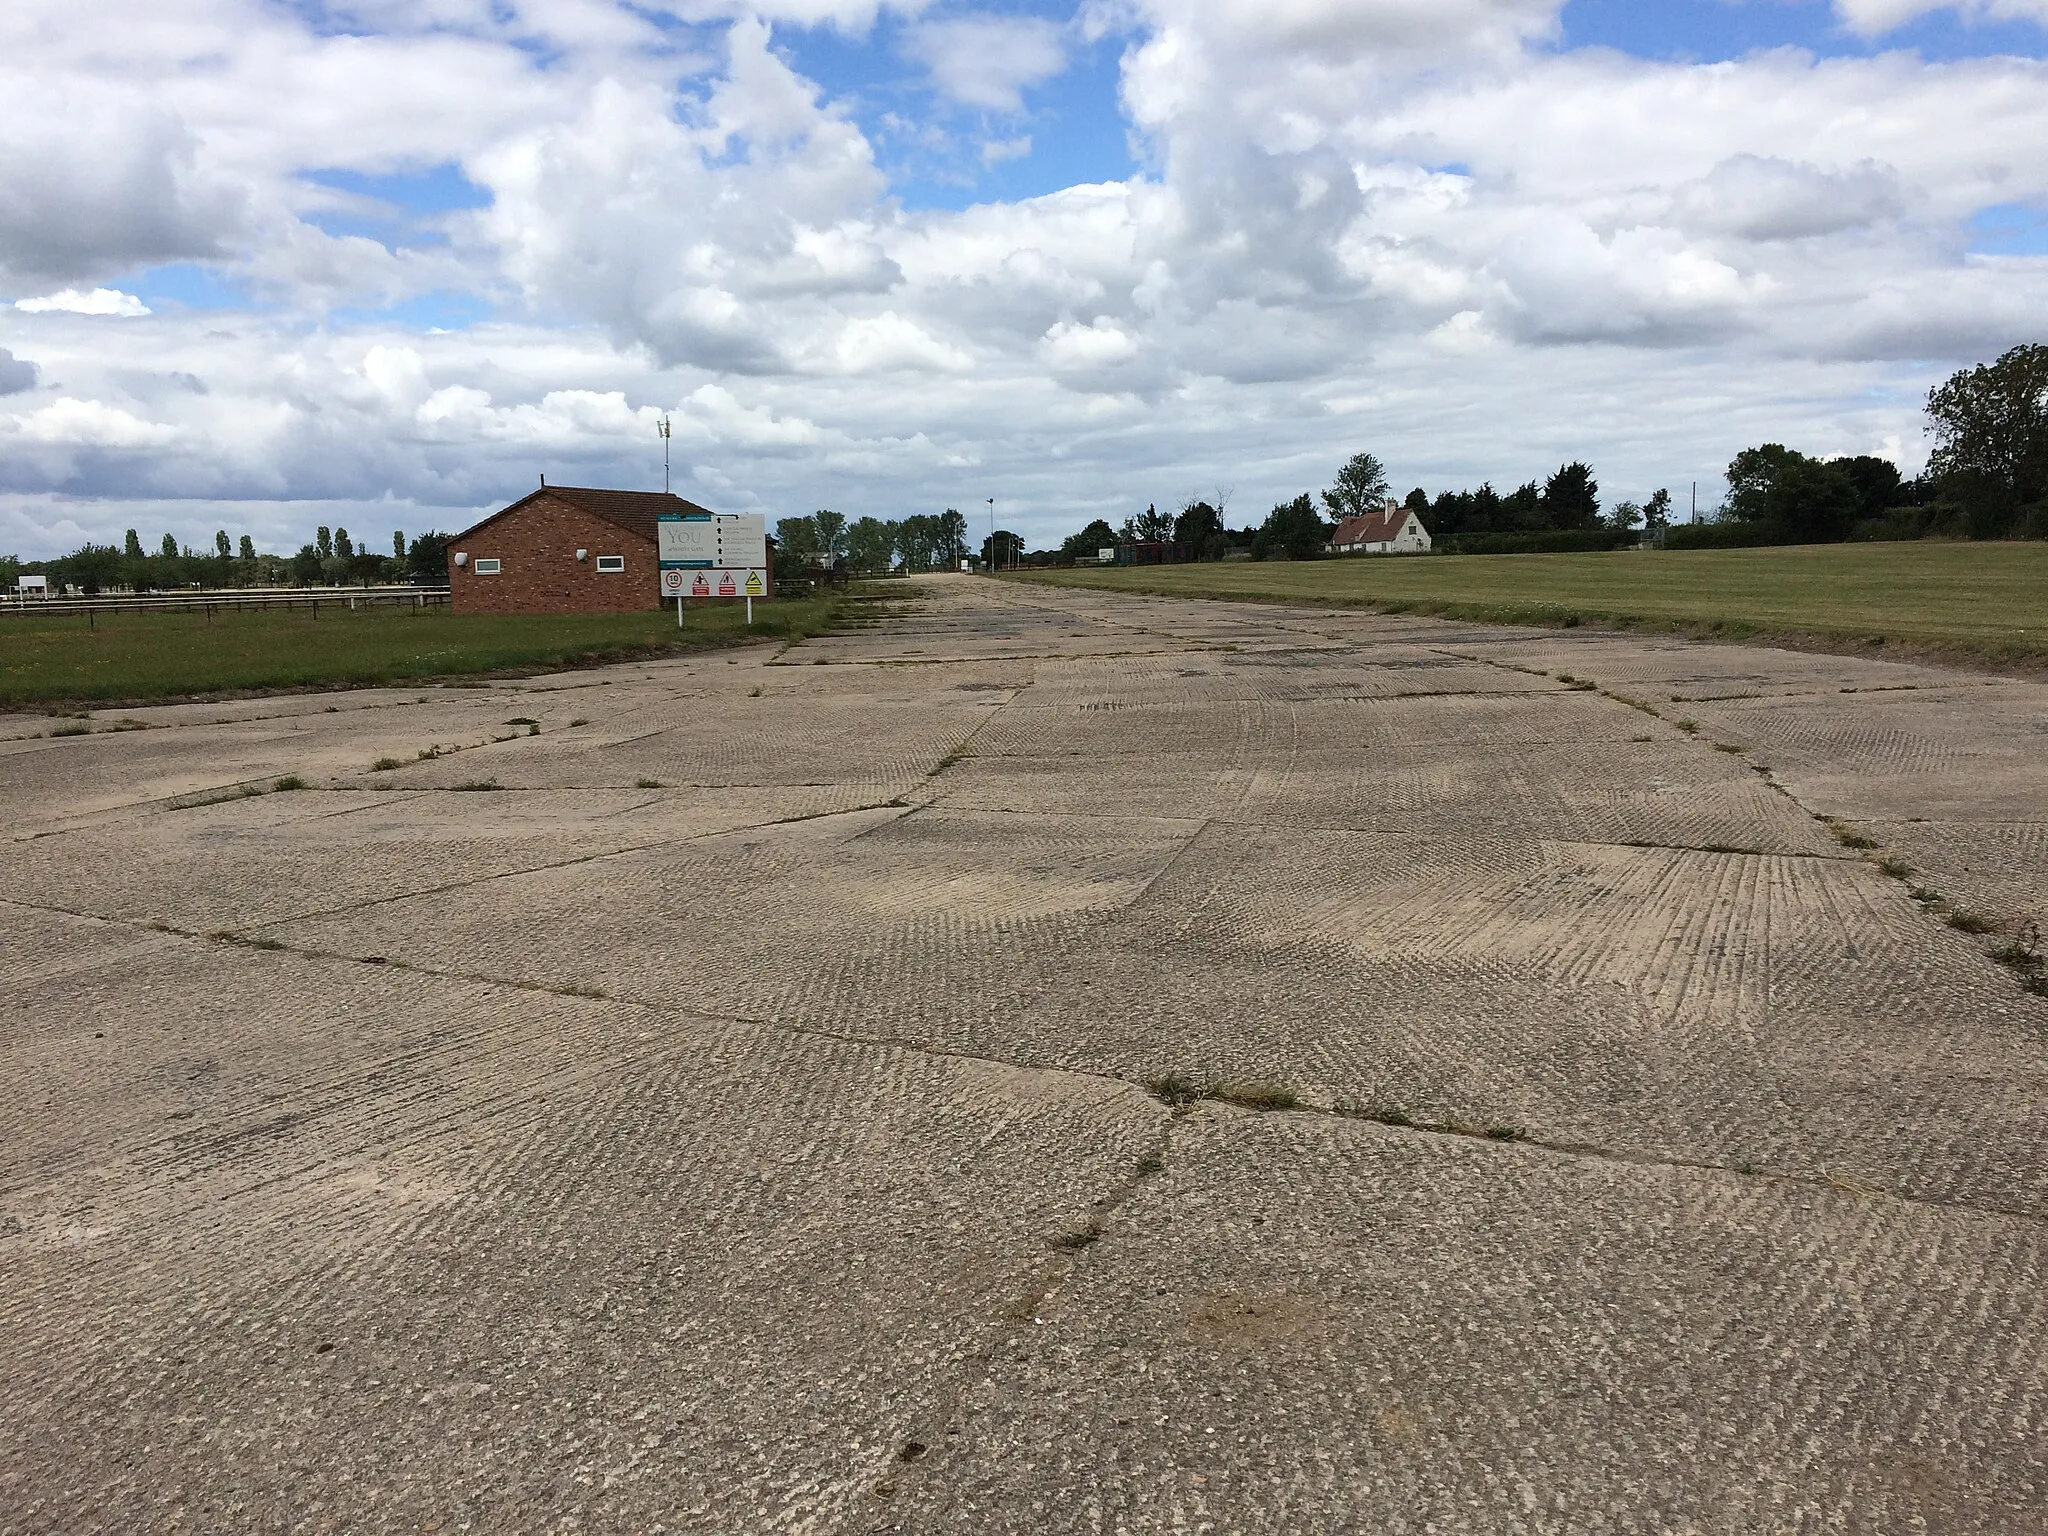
xmin=987 ymin=498 xmax=996 ymax=573
xmin=658 ymin=415 xmax=671 ymax=494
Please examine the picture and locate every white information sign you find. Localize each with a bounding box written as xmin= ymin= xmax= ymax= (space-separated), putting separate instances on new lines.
xmin=714 ymin=514 xmax=767 ymax=570
xmin=658 ymin=512 xmax=717 ymax=567
xmin=660 ymin=510 xmax=769 ymax=611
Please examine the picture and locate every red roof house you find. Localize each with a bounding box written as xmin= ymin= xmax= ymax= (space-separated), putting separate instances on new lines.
xmin=1329 ymin=504 xmax=1432 ymax=555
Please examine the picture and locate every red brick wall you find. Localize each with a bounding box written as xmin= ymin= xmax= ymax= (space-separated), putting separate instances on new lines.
xmin=446 ymin=496 xmax=661 ymax=615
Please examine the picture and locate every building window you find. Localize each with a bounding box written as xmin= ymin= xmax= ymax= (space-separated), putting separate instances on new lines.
xmin=473 ymin=558 xmax=502 ymax=575
xmin=595 ymin=555 xmax=625 ymax=573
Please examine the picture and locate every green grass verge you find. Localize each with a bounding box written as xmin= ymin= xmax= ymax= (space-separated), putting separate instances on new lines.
xmin=1015 ymin=542 xmax=2048 ymax=666
xmin=0 ymin=593 xmax=858 ymax=707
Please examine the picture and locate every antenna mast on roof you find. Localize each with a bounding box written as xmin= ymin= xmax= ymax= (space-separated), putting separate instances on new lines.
xmin=658 ymin=415 xmax=672 ymax=495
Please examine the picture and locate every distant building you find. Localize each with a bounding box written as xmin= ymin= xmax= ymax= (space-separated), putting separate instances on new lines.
xmin=1330 ymin=505 xmax=1432 ymax=555
xmin=447 ymin=483 xmax=714 ymax=615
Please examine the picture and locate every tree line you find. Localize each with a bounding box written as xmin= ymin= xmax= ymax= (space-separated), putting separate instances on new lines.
xmin=773 ymin=509 xmax=972 ymax=573
xmin=1025 ymin=341 xmax=2047 ymax=562
xmin=8 ymin=524 xmax=453 ymax=595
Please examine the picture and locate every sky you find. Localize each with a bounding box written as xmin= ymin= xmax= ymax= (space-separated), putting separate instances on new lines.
xmin=2 ymin=0 xmax=2045 ymax=558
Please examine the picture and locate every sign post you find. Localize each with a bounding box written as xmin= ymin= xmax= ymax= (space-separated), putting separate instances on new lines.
xmin=659 ymin=511 xmax=768 ymax=625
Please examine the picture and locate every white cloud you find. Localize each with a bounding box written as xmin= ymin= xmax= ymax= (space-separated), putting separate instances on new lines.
xmin=14 ymin=288 xmax=153 ymax=317
xmin=0 ymin=0 xmax=2043 ymax=559
xmin=904 ymin=15 xmax=1068 ymax=111
xmin=1834 ymin=0 xmax=2048 ymax=34
xmin=8 ymin=396 xmax=180 ymax=446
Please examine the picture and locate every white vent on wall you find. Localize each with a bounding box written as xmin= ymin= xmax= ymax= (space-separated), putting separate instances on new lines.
xmin=575 ymin=549 xmax=588 ymax=561
xmin=453 ymin=551 xmax=468 ymax=567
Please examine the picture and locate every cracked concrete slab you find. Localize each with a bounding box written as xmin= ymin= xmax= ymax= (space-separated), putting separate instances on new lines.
xmin=4 ymin=573 xmax=2045 ymax=1531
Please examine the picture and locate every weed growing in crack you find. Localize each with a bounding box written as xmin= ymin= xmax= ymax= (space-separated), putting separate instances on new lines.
xmin=1989 ymin=923 xmax=2042 ymax=974
xmin=1676 ymin=719 xmax=1699 ymax=733
xmin=559 ymin=983 xmax=608 ymax=999
xmin=1211 ymin=1082 xmax=1302 ymax=1112
xmin=273 ymin=776 xmax=305 ymax=791
xmin=1134 ymin=1151 xmax=1165 ymax=1177
xmin=528 ymin=723 xmax=540 ymax=736
xmin=1144 ymin=1073 xmax=1206 ymax=1107
xmin=504 ymin=717 xmax=538 ymax=726
xmin=569 ymin=718 xmax=589 ymax=727
xmin=1485 ymin=1124 xmax=1526 ymax=1142
xmin=634 ymin=778 xmax=666 ymax=790
xmin=1876 ymin=858 xmax=1914 ymax=880
xmin=449 ymin=780 xmax=503 ymax=792
xmin=371 ymin=757 xmax=402 ymax=772
xmin=50 ymin=722 xmax=90 ymax=737
xmin=1946 ymin=909 xmax=1994 ymax=935
xmin=1714 ymin=742 xmax=1747 ymax=754
xmin=418 ymin=746 xmax=441 ymax=761
xmin=1051 ymin=1222 xmax=1103 ymax=1251
xmin=1834 ymin=828 xmax=1879 ymax=851
xmin=1909 ymin=885 xmax=1942 ymax=906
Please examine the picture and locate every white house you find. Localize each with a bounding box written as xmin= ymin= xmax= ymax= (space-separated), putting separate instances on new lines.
xmin=1330 ymin=505 xmax=1432 ymax=555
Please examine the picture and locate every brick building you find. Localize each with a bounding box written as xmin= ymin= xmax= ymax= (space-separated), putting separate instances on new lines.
xmin=446 ymin=483 xmax=717 ymax=615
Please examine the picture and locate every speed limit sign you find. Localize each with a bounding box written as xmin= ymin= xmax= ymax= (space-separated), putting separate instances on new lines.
xmin=659 ymin=567 xmax=688 ymax=597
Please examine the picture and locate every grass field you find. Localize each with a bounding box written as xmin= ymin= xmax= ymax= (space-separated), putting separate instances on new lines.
xmin=0 ymin=593 xmax=856 ymax=708
xmin=1017 ymin=542 xmax=2048 ymax=666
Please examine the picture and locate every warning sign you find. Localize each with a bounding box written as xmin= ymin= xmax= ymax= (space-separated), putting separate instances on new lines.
xmin=691 ymin=571 xmax=711 ymax=598
xmin=743 ymin=570 xmax=765 ymax=597
xmin=717 ymin=570 xmax=738 ymax=596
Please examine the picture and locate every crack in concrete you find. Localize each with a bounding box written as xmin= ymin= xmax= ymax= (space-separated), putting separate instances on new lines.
xmin=12 ymin=891 xmax=2043 ymax=1231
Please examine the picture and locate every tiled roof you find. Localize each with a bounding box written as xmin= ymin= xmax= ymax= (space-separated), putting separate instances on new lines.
xmin=1332 ymin=508 xmax=1412 ymax=546
xmin=453 ymin=485 xmax=719 ymax=544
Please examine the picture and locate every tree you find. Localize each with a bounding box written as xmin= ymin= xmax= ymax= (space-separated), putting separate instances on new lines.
xmin=1643 ymin=488 xmax=1673 ymax=529
xmin=809 ymin=509 xmax=847 ymax=559
xmin=124 ymin=529 xmax=143 ymax=559
xmin=1608 ymin=500 xmax=1643 ymax=532
xmin=160 ymin=532 xmax=179 ymax=559
xmin=1323 ymin=452 xmax=1389 ymax=523
xmin=1540 ymin=462 xmax=1600 ymax=530
xmin=407 ymin=531 xmax=450 ymax=582
xmin=1723 ymin=445 xmax=1858 ymax=543
xmin=1174 ymin=500 xmax=1223 ymax=548
xmin=349 ymin=552 xmax=385 ymax=586
xmin=1927 ymin=343 xmax=2048 ymax=538
xmin=214 ymin=530 xmax=231 ymax=558
xmin=61 ymin=543 xmax=125 ymax=594
xmin=316 ymin=526 xmax=332 ymax=559
xmin=774 ymin=516 xmax=820 ymax=565
xmin=291 ymin=544 xmax=323 ymax=586
xmin=1833 ymin=456 xmax=1903 ymax=522
xmin=1263 ymin=494 xmax=1328 ymax=560
xmin=334 ymin=527 xmax=354 ymax=560
xmin=1502 ymin=480 xmax=1543 ymax=531
xmin=939 ymin=509 xmax=969 ymax=564
xmin=1130 ymin=501 xmax=1179 ymax=544
xmin=393 ymin=530 xmax=406 ymax=559
xmin=239 ymin=534 xmax=257 ymax=561
xmin=982 ymin=530 xmax=1025 ymax=566
xmin=846 ymin=516 xmax=897 ymax=573
xmin=1060 ymin=519 xmax=1119 ymax=563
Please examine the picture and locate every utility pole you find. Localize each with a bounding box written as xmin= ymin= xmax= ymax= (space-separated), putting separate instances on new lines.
xmin=987 ymin=497 xmax=995 ymax=573
xmin=659 ymin=415 xmax=671 ymax=494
